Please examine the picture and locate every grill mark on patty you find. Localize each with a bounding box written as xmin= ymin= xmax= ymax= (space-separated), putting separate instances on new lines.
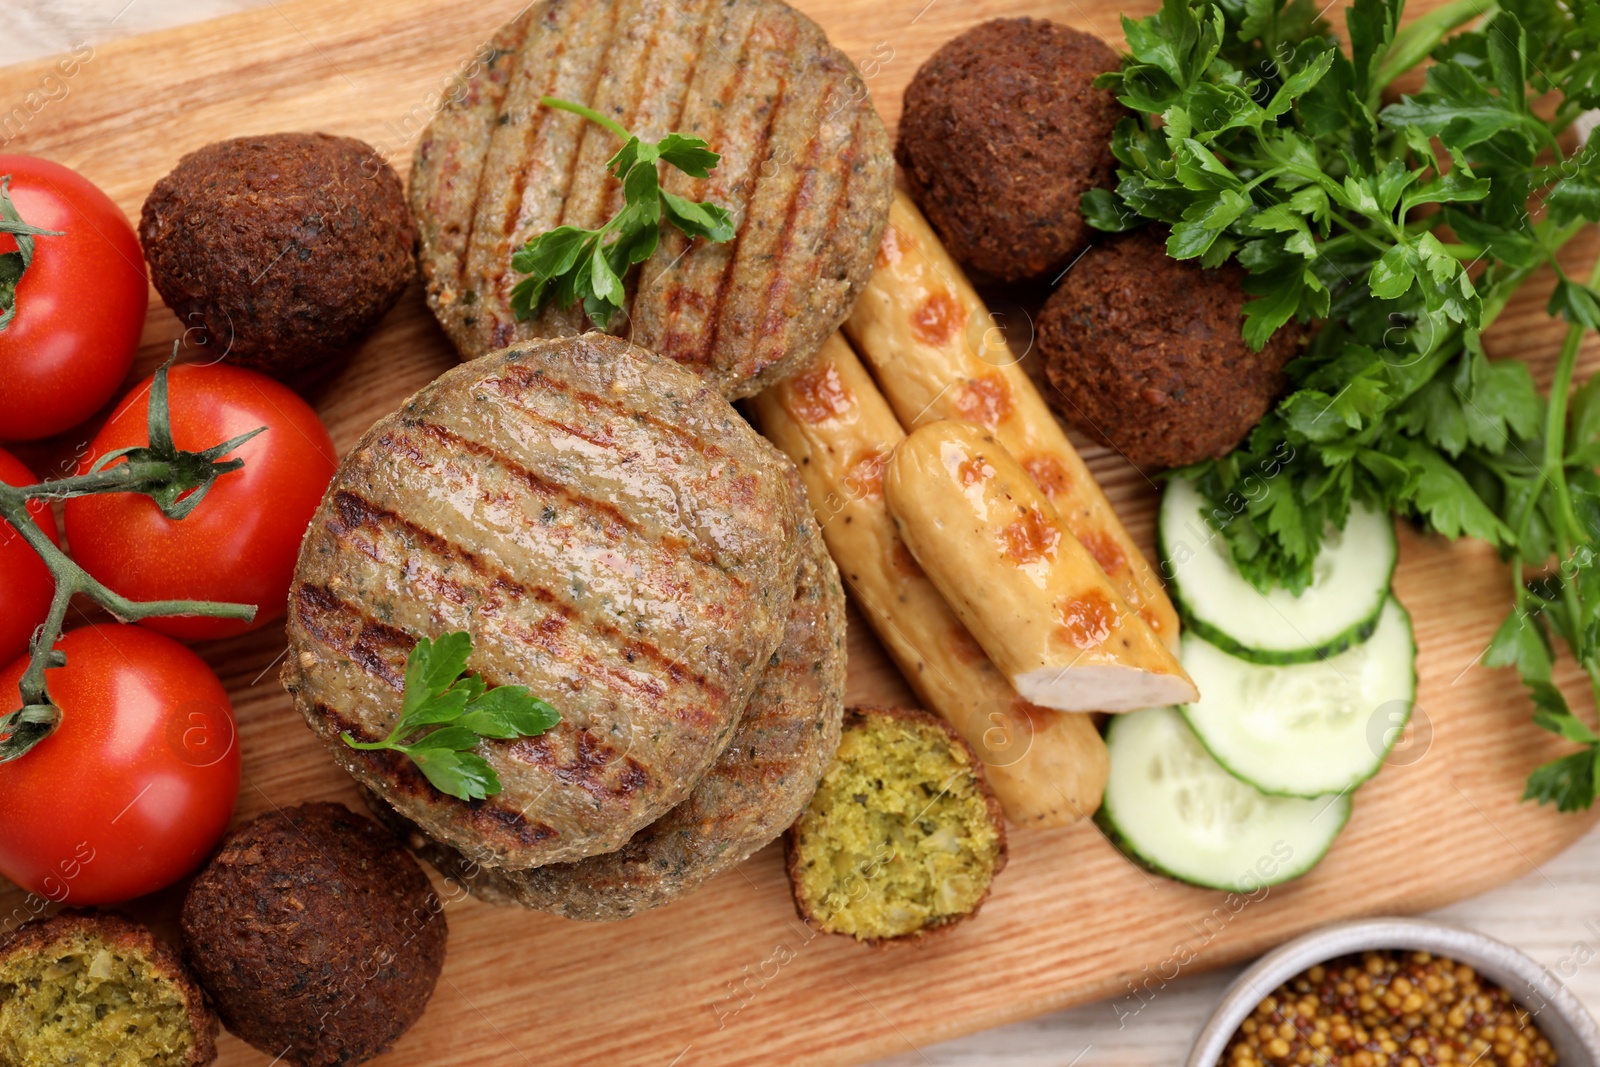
xmin=504 ymin=31 xmax=568 ymax=255
xmin=329 ymin=486 xmax=480 ymax=567
xmin=296 ymin=568 xmax=689 ymax=770
xmin=475 ymin=0 xmax=599 ymax=337
xmin=514 ymin=729 xmax=654 ymax=800
xmin=322 ymin=488 xmax=726 ymax=702
xmin=606 ymin=0 xmax=661 ymax=225
xmin=478 ymin=381 xmax=627 ymax=453
xmin=732 ymin=73 xmax=825 ymax=369
xmin=408 ymin=418 xmax=643 ymax=537
xmin=629 ymin=0 xmax=714 ymax=316
xmin=294 ymin=582 xmax=415 ymax=692
xmin=492 ymin=610 xmax=675 ymax=702
xmin=386 ymin=399 xmax=758 ymax=587
xmin=314 ymin=701 xmax=562 ymax=846
xmin=755 ymin=74 xmax=831 ymax=351
xmin=554 ymin=0 xmax=627 ymax=235
xmin=454 ymin=14 xmax=534 ymax=289
xmin=644 ymin=0 xmax=747 ymax=358
xmin=665 ymin=0 xmax=711 ymax=157
xmin=708 ymin=70 xmax=796 ymax=372
xmin=671 ymin=13 xmax=758 ymax=367
xmin=760 ymin=95 xmax=858 ymax=389
xmin=485 ymin=363 xmax=731 ymax=461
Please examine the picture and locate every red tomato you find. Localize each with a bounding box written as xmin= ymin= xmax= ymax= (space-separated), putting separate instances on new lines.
xmin=63 ymin=363 xmax=337 ymax=640
xmin=0 ymin=155 xmax=147 ymax=441
xmin=0 ymin=624 xmax=240 ymax=905
xmin=0 ymin=447 xmax=57 ymax=666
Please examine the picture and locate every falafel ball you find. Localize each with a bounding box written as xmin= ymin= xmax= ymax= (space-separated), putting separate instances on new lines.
xmin=1036 ymin=226 xmax=1298 ymax=470
xmin=0 ymin=910 xmax=218 ymax=1066
xmin=785 ymin=706 xmax=1006 ymax=944
xmin=140 ymin=133 xmax=416 ymax=375
xmin=180 ymin=802 xmax=446 ymax=1067
xmin=896 ymin=18 xmax=1126 ymax=282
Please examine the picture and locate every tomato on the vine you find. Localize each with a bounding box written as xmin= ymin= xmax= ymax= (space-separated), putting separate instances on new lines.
xmin=0 ymin=155 xmax=147 ymax=441
xmin=63 ymin=363 xmax=337 ymax=641
xmin=0 ymin=624 xmax=240 ymax=905
xmin=0 ymin=447 xmax=57 ymax=667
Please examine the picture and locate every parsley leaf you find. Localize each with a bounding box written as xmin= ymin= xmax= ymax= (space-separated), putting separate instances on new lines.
xmin=1099 ymin=0 xmax=1600 ymax=808
xmin=343 ymin=631 xmax=560 ymax=801
xmin=1523 ymin=748 xmax=1599 ymax=813
xmin=508 ymin=97 xmax=735 ymax=329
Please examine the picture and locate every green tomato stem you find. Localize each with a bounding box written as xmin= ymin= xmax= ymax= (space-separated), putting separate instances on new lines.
xmin=0 ymin=428 xmax=259 ymax=760
xmin=0 ymin=175 xmax=64 ymax=333
xmin=0 ymin=482 xmax=255 ymax=712
xmin=14 ymin=458 xmax=182 ymax=502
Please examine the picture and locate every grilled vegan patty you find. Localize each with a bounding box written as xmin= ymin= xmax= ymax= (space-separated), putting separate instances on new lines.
xmin=368 ymin=504 xmax=847 ymax=920
xmin=409 ymin=0 xmax=895 ymax=399
xmin=283 ymin=332 xmax=806 ymax=869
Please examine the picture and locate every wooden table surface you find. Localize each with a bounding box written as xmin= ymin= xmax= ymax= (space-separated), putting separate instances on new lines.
xmin=9 ymin=3 xmax=1600 ymax=1066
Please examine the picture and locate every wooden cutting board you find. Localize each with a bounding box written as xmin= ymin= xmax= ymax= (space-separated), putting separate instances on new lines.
xmin=2 ymin=0 xmax=1598 ymax=1063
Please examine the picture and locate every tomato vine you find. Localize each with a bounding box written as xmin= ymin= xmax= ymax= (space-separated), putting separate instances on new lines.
xmin=0 ymin=349 xmax=260 ymax=761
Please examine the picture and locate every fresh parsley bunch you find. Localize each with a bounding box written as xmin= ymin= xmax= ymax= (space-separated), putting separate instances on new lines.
xmin=344 ymin=631 xmax=560 ymax=801
xmin=509 ymin=96 xmax=735 ymax=328
xmin=1090 ymin=0 xmax=1600 ymax=807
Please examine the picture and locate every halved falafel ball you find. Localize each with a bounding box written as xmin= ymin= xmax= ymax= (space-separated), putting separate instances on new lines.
xmin=896 ymin=18 xmax=1126 ymax=282
xmin=1037 ymin=226 xmax=1299 ymax=469
xmin=180 ymin=802 xmax=446 ymax=1067
xmin=0 ymin=910 xmax=218 ymax=1067
xmin=140 ymin=133 xmax=415 ymax=375
xmin=785 ymin=706 xmax=1006 ymax=944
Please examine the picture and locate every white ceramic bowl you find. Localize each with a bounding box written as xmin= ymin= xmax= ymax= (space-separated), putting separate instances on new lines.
xmin=1185 ymin=918 xmax=1600 ymax=1067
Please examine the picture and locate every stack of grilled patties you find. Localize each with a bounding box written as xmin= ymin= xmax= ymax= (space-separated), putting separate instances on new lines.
xmin=282 ymin=333 xmax=848 ymax=920
xmin=283 ymin=0 xmax=895 ymax=919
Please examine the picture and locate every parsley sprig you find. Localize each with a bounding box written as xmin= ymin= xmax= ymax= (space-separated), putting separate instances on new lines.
xmin=1090 ymin=0 xmax=1600 ymax=808
xmin=343 ymin=631 xmax=559 ymax=802
xmin=509 ymin=96 xmax=735 ymax=328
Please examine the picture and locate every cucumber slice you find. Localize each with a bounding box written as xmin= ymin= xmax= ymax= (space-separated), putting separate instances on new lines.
xmin=1158 ymin=478 xmax=1397 ymax=664
xmin=1181 ymin=597 xmax=1416 ymax=798
xmin=1096 ymin=706 xmax=1351 ymax=892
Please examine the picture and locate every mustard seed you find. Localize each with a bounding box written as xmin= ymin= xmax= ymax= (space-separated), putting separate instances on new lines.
xmin=1222 ymin=951 xmax=1557 ymax=1067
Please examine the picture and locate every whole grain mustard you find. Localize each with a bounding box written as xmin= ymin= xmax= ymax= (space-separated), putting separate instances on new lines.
xmin=1224 ymin=950 xmax=1556 ymax=1067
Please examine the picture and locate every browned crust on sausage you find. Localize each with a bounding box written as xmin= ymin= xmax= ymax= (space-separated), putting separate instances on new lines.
xmin=783 ymin=705 xmax=1008 ymax=947
xmin=409 ymin=0 xmax=894 ymax=399
xmin=0 ymin=910 xmax=219 ymax=1067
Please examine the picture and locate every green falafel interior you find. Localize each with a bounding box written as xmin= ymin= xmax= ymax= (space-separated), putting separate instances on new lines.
xmin=787 ymin=706 xmax=1006 ymax=943
xmin=0 ymin=917 xmax=211 ymax=1067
